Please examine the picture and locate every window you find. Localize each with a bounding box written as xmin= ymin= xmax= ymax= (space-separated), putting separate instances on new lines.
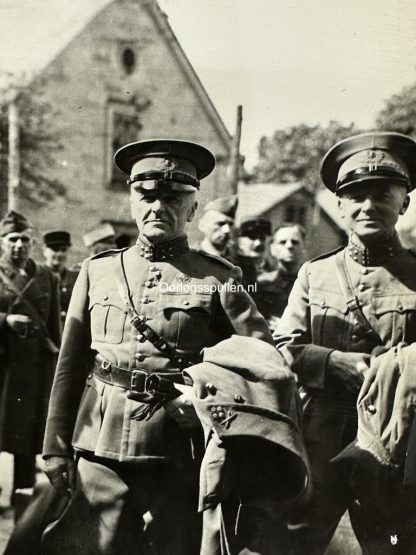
xmin=107 ymin=107 xmax=141 ymax=190
xmin=122 ymin=48 xmax=136 ymax=75
xmin=285 ymin=204 xmax=307 ymax=225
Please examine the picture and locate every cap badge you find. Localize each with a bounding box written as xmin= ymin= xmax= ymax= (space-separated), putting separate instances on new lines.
xmin=363 ymin=149 xmax=385 ymax=171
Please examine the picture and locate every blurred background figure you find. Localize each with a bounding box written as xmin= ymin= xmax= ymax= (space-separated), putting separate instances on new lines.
xmin=42 ymin=231 xmax=78 ymax=327
xmin=257 ymin=223 xmax=305 ymax=331
xmin=82 ymin=223 xmax=117 ymax=256
xmin=235 ymin=216 xmax=272 ymax=288
xmin=198 ymin=195 xmax=238 ymax=259
xmin=0 ymin=211 xmax=61 ymax=505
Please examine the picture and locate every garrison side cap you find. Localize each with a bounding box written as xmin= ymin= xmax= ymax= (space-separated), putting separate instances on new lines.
xmin=320 ymin=132 xmax=416 ymax=194
xmin=114 ymin=139 xmax=216 ymax=192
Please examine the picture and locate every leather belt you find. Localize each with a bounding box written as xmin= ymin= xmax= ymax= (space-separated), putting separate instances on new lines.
xmin=92 ymin=356 xmax=184 ymax=406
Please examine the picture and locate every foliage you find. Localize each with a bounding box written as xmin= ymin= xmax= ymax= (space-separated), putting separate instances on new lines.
xmin=0 ymin=75 xmax=66 ymax=205
xmin=375 ymin=83 xmax=416 ymax=136
xmin=250 ymin=121 xmax=360 ymax=190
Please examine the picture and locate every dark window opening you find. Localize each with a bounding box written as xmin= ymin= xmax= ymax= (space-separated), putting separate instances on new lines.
xmin=122 ymin=48 xmax=136 ymax=75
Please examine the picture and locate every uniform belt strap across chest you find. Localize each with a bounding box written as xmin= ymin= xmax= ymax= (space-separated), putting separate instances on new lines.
xmin=112 ymin=251 xmax=197 ymax=370
xmin=335 ymin=250 xmax=382 ymax=346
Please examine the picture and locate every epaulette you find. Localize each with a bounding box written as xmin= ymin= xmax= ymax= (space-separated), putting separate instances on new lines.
xmin=196 ymin=249 xmax=235 ymax=269
xmin=90 ymin=247 xmax=129 ymax=260
xmin=308 ymin=245 xmax=345 ymax=263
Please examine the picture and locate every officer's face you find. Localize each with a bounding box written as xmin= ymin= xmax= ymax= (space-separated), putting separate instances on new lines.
xmin=199 ymin=210 xmax=234 ymax=250
xmin=238 ymin=231 xmax=269 ymax=258
xmin=130 ymin=187 xmax=198 ymax=243
xmin=43 ymin=245 xmax=69 ymax=271
xmin=271 ymin=226 xmax=304 ymax=268
xmin=338 ymin=182 xmax=409 ymax=245
xmin=1 ymin=231 xmax=33 ymax=263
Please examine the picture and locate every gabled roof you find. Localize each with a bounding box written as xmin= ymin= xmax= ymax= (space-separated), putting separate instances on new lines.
xmin=236 ymin=182 xmax=308 ymax=223
xmin=0 ymin=0 xmax=231 ymax=148
xmin=237 ymin=181 xmax=347 ymax=233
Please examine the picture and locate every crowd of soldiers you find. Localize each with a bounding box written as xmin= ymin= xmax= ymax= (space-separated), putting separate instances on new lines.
xmin=0 ymin=131 xmax=416 ymax=554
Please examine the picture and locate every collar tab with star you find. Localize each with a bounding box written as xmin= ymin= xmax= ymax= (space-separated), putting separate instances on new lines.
xmin=137 ymin=234 xmax=189 ymax=262
xmin=347 ymin=233 xmax=404 ymax=266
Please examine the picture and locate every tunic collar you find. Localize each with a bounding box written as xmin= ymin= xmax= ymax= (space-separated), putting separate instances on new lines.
xmin=347 ymin=233 xmax=404 ymax=267
xmin=136 ymin=234 xmax=189 ymax=262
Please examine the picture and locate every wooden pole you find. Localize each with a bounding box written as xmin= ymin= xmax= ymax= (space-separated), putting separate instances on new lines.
xmin=8 ymin=99 xmax=20 ymax=211
xmin=226 ymin=105 xmax=243 ymax=194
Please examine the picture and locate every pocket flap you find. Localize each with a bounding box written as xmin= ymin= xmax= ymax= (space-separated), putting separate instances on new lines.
xmin=159 ymin=293 xmax=211 ymax=313
xmin=309 ymin=288 xmax=348 ymax=314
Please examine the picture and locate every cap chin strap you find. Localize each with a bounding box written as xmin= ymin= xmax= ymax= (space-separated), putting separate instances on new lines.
xmin=336 ymin=166 xmax=410 ymax=192
xmin=128 ymin=170 xmax=200 ymax=189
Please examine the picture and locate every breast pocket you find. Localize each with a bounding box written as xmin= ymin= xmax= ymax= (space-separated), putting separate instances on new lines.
xmin=88 ymin=292 xmax=128 ymax=344
xmin=159 ymin=293 xmax=212 ymax=349
xmin=372 ymin=294 xmax=416 ymax=343
xmin=309 ymin=288 xmax=349 ymax=348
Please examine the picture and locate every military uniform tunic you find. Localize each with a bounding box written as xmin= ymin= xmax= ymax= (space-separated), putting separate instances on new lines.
xmin=0 ymin=257 xmax=61 ymax=457
xmin=44 ymin=238 xmax=272 ymax=463
xmin=274 ymin=239 xmax=416 ymax=554
xmin=41 ymin=236 xmax=272 ymax=555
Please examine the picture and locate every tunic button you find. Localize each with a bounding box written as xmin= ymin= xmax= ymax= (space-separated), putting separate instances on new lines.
xmin=141 ymin=297 xmax=149 ymax=304
xmin=150 ymin=266 xmax=158 ymax=272
xmin=360 ymin=268 xmax=368 ymax=275
xmin=351 ymin=334 xmax=358 ymax=342
xmin=135 ymin=353 xmax=146 ymax=362
xmin=183 ymin=300 xmax=190 ymax=306
xmin=138 ymin=315 xmax=147 ymax=322
xmin=62 ymin=287 xmax=68 ymax=293
xmin=103 ymin=295 xmax=109 ymax=301
xmin=137 ymin=334 xmax=146 ymax=343
xmin=367 ymin=404 xmax=377 ymax=414
xmin=234 ymin=395 xmax=244 ymax=403
xmin=358 ymin=284 xmax=365 ymax=292
xmin=217 ymin=412 xmax=225 ymax=419
xmin=210 ymin=406 xmax=217 ymax=413
xmin=145 ymin=281 xmax=153 ymax=288
xmin=397 ymin=305 xmax=403 ymax=312
xmin=321 ymin=301 xmax=325 ymax=306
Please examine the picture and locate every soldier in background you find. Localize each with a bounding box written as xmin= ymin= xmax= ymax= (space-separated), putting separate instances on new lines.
xmin=82 ymin=222 xmax=117 ymax=256
xmin=198 ymin=194 xmax=238 ymax=259
xmin=235 ymin=216 xmax=272 ymax=289
xmin=256 ymin=223 xmax=305 ymax=331
xmin=0 ymin=211 xmax=61 ymax=498
xmin=43 ymin=231 xmax=78 ymax=327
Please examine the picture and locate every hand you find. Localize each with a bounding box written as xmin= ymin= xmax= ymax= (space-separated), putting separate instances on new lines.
xmin=6 ymin=314 xmax=32 ymax=333
xmin=44 ymin=456 xmax=75 ymax=496
xmin=328 ymin=351 xmax=370 ymax=393
xmin=164 ymin=383 xmax=200 ymax=429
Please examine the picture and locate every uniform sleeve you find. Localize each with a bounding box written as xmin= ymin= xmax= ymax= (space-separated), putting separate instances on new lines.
xmin=43 ymin=259 xmax=92 ymax=458
xmin=47 ymin=270 xmax=62 ymax=348
xmin=273 ymin=263 xmax=333 ymax=389
xmin=219 ymin=265 xmax=273 ymax=344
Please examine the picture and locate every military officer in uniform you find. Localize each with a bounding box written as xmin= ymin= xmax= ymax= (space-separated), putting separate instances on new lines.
xmin=43 ymin=230 xmax=78 ymax=327
xmin=0 ymin=211 xmax=61 ymax=497
xmin=42 ymin=139 xmax=272 ymax=554
xmin=274 ymin=132 xmax=416 ymax=554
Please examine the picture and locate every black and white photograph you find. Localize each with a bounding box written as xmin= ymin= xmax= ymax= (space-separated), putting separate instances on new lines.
xmin=1 ymin=1 xmax=416 ymax=553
